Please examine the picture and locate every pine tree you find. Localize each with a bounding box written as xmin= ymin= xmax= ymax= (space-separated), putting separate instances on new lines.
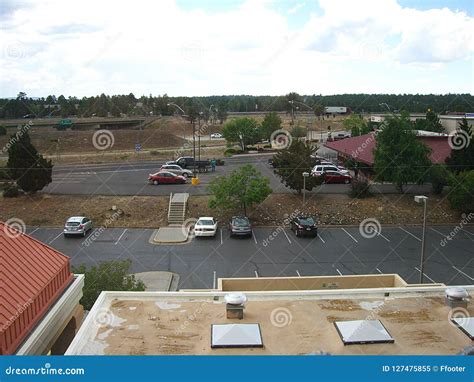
xmin=7 ymin=131 xmax=53 ymax=193
xmin=446 ymin=118 xmax=474 ymax=173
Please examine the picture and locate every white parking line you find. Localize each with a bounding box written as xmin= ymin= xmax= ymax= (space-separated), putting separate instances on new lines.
xmin=220 ymin=229 xmax=223 ymax=245
xmin=399 ymin=227 xmax=421 ymax=242
xmin=296 ymin=270 xmax=301 ymax=277
xmin=376 ymin=231 xmax=390 ymax=242
xmin=48 ymin=231 xmax=63 ymax=244
xmin=341 ymin=228 xmax=358 ymax=243
xmin=114 ymin=229 xmax=127 ymax=245
xmin=376 ymin=267 xmax=383 ymax=274
xmin=461 ymin=228 xmax=474 ymax=237
xmin=336 ymin=268 xmax=343 ymax=276
xmin=430 ymin=227 xmax=447 ymax=238
xmin=282 ymin=229 xmax=292 ymax=244
xmin=317 ymin=233 xmax=326 ymax=244
xmin=254 ymin=270 xmax=259 ymax=278
xmin=29 ymin=227 xmax=39 ymax=235
xmin=452 ymin=266 xmax=474 ymax=281
xmin=414 ymin=267 xmax=437 ymax=283
xmin=252 ymin=231 xmax=258 ymax=245
xmin=213 ymin=271 xmax=217 ymax=289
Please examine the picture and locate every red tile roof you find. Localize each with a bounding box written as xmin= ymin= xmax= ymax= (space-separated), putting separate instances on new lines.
xmin=324 ymin=133 xmax=452 ymax=165
xmin=0 ymin=223 xmax=73 ymax=355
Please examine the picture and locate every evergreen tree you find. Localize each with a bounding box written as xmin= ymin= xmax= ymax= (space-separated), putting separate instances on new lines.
xmin=446 ymin=118 xmax=474 ymax=173
xmin=7 ymin=131 xmax=53 ymax=193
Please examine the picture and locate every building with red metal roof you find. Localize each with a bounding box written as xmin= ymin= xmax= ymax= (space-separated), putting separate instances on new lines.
xmin=324 ymin=132 xmax=452 ymax=166
xmin=0 ymin=222 xmax=84 ymax=355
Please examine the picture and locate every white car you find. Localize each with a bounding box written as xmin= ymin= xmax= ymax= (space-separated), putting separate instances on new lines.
xmin=64 ymin=216 xmax=92 ymax=237
xmin=210 ymin=133 xmax=222 ymax=139
xmin=312 ymin=164 xmax=350 ymax=177
xmin=194 ymin=217 xmax=218 ymax=237
xmin=159 ymin=164 xmax=193 ymax=178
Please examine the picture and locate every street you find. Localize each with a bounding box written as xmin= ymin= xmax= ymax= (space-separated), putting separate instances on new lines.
xmin=28 ymin=225 xmax=474 ymax=290
xmin=43 ymin=154 xmax=431 ymax=196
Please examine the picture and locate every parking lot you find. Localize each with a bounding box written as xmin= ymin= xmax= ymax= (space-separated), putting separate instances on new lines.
xmin=28 ymin=225 xmax=474 ymax=290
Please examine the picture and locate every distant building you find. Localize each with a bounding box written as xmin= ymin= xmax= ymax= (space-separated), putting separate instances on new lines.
xmin=325 ymin=106 xmax=349 ymax=115
xmin=0 ymin=222 xmax=84 ymax=355
xmin=324 ymin=132 xmax=453 ymax=170
xmin=440 ymin=115 xmax=474 ymax=134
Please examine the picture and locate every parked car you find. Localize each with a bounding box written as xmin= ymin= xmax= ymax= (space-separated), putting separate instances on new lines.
xmin=323 ymin=170 xmax=352 ymax=184
xmin=166 ymin=156 xmax=210 ymax=171
xmin=290 ymin=216 xmax=318 ymax=237
xmin=194 ymin=217 xmax=218 ymax=237
xmin=148 ymin=171 xmax=186 ymax=185
xmin=311 ymin=164 xmax=350 ymax=177
xmin=159 ymin=164 xmax=193 ymax=178
xmin=210 ymin=133 xmax=223 ymax=139
xmin=64 ymin=216 xmax=92 ymax=237
xmin=229 ymin=216 xmax=252 ymax=237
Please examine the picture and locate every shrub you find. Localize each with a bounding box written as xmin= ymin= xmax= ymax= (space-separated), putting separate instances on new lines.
xmin=149 ymin=150 xmax=159 ymax=156
xmin=216 ymin=159 xmax=225 ymax=166
xmin=3 ymin=183 xmax=19 ymax=197
xmin=224 ymin=148 xmax=242 ymax=156
xmin=349 ymin=178 xmax=372 ymax=198
xmin=448 ymin=171 xmax=474 ymax=212
xmin=429 ymin=164 xmax=451 ymax=195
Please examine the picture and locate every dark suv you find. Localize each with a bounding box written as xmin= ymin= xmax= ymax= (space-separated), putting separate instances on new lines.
xmin=290 ymin=216 xmax=318 ymax=237
xmin=229 ymin=216 xmax=252 ymax=237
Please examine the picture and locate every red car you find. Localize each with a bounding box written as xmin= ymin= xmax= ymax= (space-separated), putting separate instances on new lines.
xmin=323 ymin=170 xmax=352 ymax=184
xmin=148 ymin=171 xmax=186 ymax=185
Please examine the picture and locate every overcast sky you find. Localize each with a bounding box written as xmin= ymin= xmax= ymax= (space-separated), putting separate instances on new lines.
xmin=0 ymin=0 xmax=473 ymax=97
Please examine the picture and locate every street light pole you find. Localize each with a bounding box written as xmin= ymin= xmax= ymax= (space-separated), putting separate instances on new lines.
xmin=415 ymin=195 xmax=428 ymax=283
xmin=302 ymin=172 xmax=309 ymax=206
xmin=192 ymin=119 xmax=196 ymax=176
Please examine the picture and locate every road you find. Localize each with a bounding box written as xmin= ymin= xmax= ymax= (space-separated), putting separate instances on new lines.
xmin=44 ymin=154 xmax=431 ymax=196
xmin=27 ymin=225 xmax=474 ymax=290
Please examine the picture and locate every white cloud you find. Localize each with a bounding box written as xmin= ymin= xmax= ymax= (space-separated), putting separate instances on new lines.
xmin=0 ymin=0 xmax=472 ymax=97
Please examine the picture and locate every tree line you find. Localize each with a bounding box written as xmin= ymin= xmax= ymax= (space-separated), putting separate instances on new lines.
xmin=1 ymin=92 xmax=472 ymax=119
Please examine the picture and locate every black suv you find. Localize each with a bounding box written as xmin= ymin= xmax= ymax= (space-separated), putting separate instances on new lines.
xmin=290 ymin=216 xmax=318 ymax=237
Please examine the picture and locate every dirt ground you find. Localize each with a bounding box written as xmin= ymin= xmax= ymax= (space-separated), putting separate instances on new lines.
xmin=0 ymin=192 xmax=464 ymax=228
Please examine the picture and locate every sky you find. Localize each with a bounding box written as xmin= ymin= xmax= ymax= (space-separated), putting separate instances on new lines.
xmin=0 ymin=0 xmax=473 ymax=97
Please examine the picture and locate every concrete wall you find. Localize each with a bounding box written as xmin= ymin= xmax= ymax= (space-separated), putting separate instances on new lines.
xmin=440 ymin=116 xmax=474 ymax=134
xmin=218 ymin=274 xmax=410 ymax=292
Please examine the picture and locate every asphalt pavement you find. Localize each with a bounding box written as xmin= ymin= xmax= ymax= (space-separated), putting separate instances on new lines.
xmin=27 ymin=225 xmax=474 ymax=290
xmin=43 ymin=154 xmax=431 ymax=196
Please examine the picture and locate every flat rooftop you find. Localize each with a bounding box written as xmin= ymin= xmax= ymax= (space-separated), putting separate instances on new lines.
xmin=67 ymin=286 xmax=474 ymax=355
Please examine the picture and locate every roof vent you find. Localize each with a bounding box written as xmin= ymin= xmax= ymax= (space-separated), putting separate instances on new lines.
xmin=445 ymin=287 xmax=469 ymax=309
xmin=224 ymin=293 xmax=247 ymax=320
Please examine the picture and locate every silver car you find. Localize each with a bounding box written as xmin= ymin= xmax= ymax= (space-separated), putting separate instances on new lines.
xmin=159 ymin=164 xmax=193 ymax=178
xmin=64 ymin=216 xmax=92 ymax=237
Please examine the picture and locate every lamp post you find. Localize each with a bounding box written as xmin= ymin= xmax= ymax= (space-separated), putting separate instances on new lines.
xmin=414 ymin=195 xmax=428 ymax=283
xmin=167 ymin=102 xmax=187 ymax=143
xmin=302 ymin=172 xmax=309 ymax=206
xmin=198 ymin=112 xmax=203 ymax=161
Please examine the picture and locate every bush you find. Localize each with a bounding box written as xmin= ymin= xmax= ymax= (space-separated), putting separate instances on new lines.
xmin=429 ymin=164 xmax=451 ymax=195
xmin=349 ymin=178 xmax=372 ymax=198
xmin=263 ymin=144 xmax=272 ymax=149
xmin=216 ymin=159 xmax=225 ymax=166
xmin=3 ymin=183 xmax=19 ymax=197
xmin=0 ymin=168 xmax=10 ymax=180
xmin=149 ymin=150 xmax=159 ymax=156
xmin=224 ymin=148 xmax=242 ymax=156
xmin=448 ymin=171 xmax=474 ymax=212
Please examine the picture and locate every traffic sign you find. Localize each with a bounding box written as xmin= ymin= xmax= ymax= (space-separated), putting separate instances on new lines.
xmin=135 ymin=143 xmax=141 ymax=152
